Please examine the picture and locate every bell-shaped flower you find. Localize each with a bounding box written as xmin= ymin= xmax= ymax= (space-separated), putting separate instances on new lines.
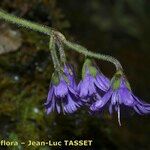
xmin=90 ymin=70 xmax=150 ymax=125
xmin=78 ymin=58 xmax=110 ymax=103
xmin=45 ymin=65 xmax=81 ymax=114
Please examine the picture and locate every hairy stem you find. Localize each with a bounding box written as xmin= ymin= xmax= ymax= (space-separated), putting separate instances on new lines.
xmin=49 ymin=32 xmax=61 ymax=74
xmin=0 ymin=9 xmax=123 ymax=71
xmin=56 ymin=39 xmax=66 ymax=63
xmin=0 ymin=9 xmax=51 ymax=35
xmin=63 ymin=40 xmax=123 ymax=70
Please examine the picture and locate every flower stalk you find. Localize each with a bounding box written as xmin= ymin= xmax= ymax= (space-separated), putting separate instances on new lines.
xmin=63 ymin=41 xmax=123 ymax=70
xmin=0 ymin=9 xmax=51 ymax=35
xmin=56 ymin=38 xmax=66 ymax=64
xmin=49 ymin=32 xmax=61 ymax=75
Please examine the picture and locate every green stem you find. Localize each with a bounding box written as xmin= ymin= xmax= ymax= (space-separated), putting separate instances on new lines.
xmin=0 ymin=9 xmax=122 ymax=71
xmin=56 ymin=39 xmax=66 ymax=63
xmin=0 ymin=9 xmax=51 ymax=35
xmin=63 ymin=40 xmax=123 ymax=70
xmin=49 ymin=32 xmax=61 ymax=74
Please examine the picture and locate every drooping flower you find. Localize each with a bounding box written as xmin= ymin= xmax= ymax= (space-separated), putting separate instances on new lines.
xmin=45 ymin=64 xmax=81 ymax=114
xmin=90 ymin=70 xmax=150 ymax=125
xmin=78 ymin=58 xmax=110 ymax=103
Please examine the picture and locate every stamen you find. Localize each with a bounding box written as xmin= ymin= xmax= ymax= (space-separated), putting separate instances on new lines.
xmin=61 ymin=99 xmax=65 ymax=115
xmin=117 ymin=105 xmax=121 ymax=126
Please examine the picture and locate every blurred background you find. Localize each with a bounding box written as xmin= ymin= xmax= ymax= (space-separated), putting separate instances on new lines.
xmin=0 ymin=0 xmax=150 ymax=150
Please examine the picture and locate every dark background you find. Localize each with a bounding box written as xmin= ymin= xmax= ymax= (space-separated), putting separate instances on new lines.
xmin=0 ymin=0 xmax=150 ymax=150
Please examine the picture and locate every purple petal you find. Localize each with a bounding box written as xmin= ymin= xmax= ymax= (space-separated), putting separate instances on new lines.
xmin=54 ymin=80 xmax=68 ymax=97
xmin=118 ymin=88 xmax=134 ymax=106
xmin=45 ymin=96 xmax=55 ymax=114
xmin=111 ymin=91 xmax=118 ymax=105
xmin=64 ymin=94 xmax=79 ymax=113
xmin=95 ymin=74 xmax=110 ymax=91
xmin=67 ymin=73 xmax=77 ymax=89
xmin=56 ymin=103 xmax=61 ymax=114
xmin=68 ymin=87 xmax=82 ymax=106
xmin=88 ymin=79 xmax=97 ymax=96
xmin=77 ymin=81 xmax=82 ymax=92
xmin=133 ymin=95 xmax=150 ymax=107
xmin=135 ymin=104 xmax=150 ymax=114
xmin=133 ymin=95 xmax=150 ymax=115
xmin=64 ymin=64 xmax=77 ymax=89
xmin=109 ymin=104 xmax=113 ymax=115
xmin=95 ymin=93 xmax=102 ymax=101
xmin=45 ymin=86 xmax=54 ymax=105
xmin=70 ymin=78 xmax=77 ymax=89
xmin=78 ymin=80 xmax=88 ymax=98
xmin=90 ymin=90 xmax=113 ymax=111
xmin=120 ymin=77 xmax=128 ymax=88
xmin=78 ymin=75 xmax=96 ymax=98
xmin=68 ymin=86 xmax=78 ymax=96
xmin=46 ymin=107 xmax=53 ymax=115
xmin=64 ymin=64 xmax=74 ymax=76
xmin=133 ymin=106 xmax=143 ymax=115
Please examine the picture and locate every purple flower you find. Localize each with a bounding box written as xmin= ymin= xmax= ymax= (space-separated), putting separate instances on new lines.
xmin=90 ymin=70 xmax=150 ymax=125
xmin=45 ymin=65 xmax=81 ymax=114
xmin=78 ymin=58 xmax=110 ymax=102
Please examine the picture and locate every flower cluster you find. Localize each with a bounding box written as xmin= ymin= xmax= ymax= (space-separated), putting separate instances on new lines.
xmin=45 ymin=59 xmax=150 ymax=125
